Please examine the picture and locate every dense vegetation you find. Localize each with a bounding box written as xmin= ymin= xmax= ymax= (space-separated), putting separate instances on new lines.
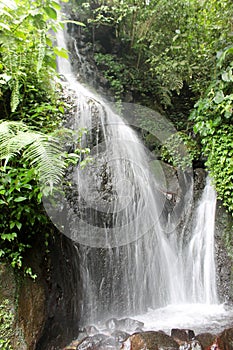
xmin=0 ymin=0 xmax=86 ymax=278
xmin=72 ymin=0 xmax=233 ymax=213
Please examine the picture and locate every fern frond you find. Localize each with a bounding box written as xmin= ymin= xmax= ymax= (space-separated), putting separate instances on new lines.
xmin=23 ymin=134 xmax=65 ymax=188
xmin=0 ymin=121 xmax=66 ymax=189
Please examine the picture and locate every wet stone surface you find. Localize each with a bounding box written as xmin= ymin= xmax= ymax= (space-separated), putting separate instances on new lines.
xmin=62 ymin=317 xmax=233 ymax=350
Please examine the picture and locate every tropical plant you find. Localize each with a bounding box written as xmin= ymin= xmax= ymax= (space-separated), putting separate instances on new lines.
xmin=0 ymin=0 xmax=86 ymax=273
xmin=161 ymin=131 xmax=200 ymax=170
xmin=0 ymin=121 xmax=66 ymax=189
xmin=0 ymin=0 xmax=65 ymax=113
xmin=80 ymin=0 xmax=233 ymax=109
xmin=190 ymin=46 xmax=233 ymax=213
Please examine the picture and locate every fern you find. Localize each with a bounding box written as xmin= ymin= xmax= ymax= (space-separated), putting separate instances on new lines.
xmin=0 ymin=121 xmax=66 ymax=189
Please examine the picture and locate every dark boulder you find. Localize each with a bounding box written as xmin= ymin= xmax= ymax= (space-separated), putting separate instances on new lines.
xmin=117 ymin=318 xmax=144 ymax=332
xmin=111 ymin=330 xmax=130 ymax=343
xmin=171 ymin=329 xmax=195 ymax=345
xmin=85 ymin=325 xmax=99 ymax=336
xmin=215 ymin=327 xmax=233 ymax=350
xmin=121 ymin=331 xmax=179 ymax=350
xmin=105 ymin=317 xmax=144 ymax=333
xmin=179 ymin=340 xmax=202 ymax=350
xmin=106 ymin=318 xmax=120 ymax=332
xmin=195 ymin=333 xmax=217 ymax=350
xmin=76 ymin=334 xmax=108 ymax=350
xmin=98 ymin=336 xmax=120 ymax=349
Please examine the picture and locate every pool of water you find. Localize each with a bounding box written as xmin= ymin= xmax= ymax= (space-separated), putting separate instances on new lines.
xmin=132 ymin=303 xmax=233 ymax=335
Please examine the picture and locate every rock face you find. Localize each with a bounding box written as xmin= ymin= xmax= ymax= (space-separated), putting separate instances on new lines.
xmin=35 ymin=233 xmax=82 ymax=350
xmin=121 ymin=331 xmax=179 ymax=350
xmin=0 ymin=263 xmax=27 ymax=349
xmin=0 ymin=231 xmax=83 ymax=350
xmin=0 ymin=263 xmax=46 ymax=349
xmin=215 ymin=204 xmax=233 ymax=304
xmin=18 ymin=274 xmax=46 ymax=350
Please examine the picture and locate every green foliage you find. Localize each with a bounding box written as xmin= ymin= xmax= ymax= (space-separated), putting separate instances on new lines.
xmin=88 ymin=0 xmax=143 ymax=46
xmin=0 ymin=0 xmax=67 ymax=114
xmin=0 ymin=122 xmax=90 ymax=273
xmin=161 ymin=132 xmax=199 ymax=170
xmin=0 ymin=0 xmax=85 ymax=120
xmin=145 ymin=0 xmax=232 ymax=98
xmin=0 ymin=0 xmax=87 ymax=274
xmin=0 ymin=121 xmax=67 ymax=189
xmin=0 ymin=299 xmax=14 ymax=349
xmin=94 ymin=53 xmax=125 ymax=101
xmin=0 ymin=162 xmax=51 ymax=274
xmin=191 ymin=46 xmax=233 ymax=213
xmin=83 ymin=0 xmax=233 ymax=109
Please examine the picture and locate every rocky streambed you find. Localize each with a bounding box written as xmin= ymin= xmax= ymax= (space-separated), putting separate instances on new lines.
xmin=63 ymin=317 xmax=233 ymax=350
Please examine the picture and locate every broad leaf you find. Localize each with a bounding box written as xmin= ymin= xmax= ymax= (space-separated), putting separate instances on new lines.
xmin=44 ymin=6 xmax=57 ymax=20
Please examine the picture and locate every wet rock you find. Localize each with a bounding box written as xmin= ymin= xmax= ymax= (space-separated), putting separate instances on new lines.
xmin=0 ymin=264 xmax=27 ymax=349
xmin=76 ymin=334 xmax=109 ymax=350
xmin=171 ymin=329 xmax=195 ymax=345
xmin=210 ymin=344 xmax=220 ymax=350
xmin=111 ymin=330 xmax=130 ymax=343
xmin=18 ymin=275 xmax=46 ymax=349
xmin=121 ymin=331 xmax=179 ymax=350
xmin=102 ymin=337 xmax=118 ymax=346
xmin=98 ymin=336 xmax=120 ymax=349
xmin=105 ymin=317 xmax=144 ymax=333
xmin=195 ymin=333 xmax=217 ymax=350
xmin=193 ymin=168 xmax=207 ymax=199
xmin=134 ymin=327 xmax=144 ymax=333
xmin=215 ymin=327 xmax=233 ymax=349
xmin=64 ymin=338 xmax=80 ymax=349
xmin=117 ymin=318 xmax=144 ymax=332
xmin=85 ymin=325 xmax=99 ymax=336
xmin=179 ymin=340 xmax=202 ymax=350
xmin=215 ymin=203 xmax=233 ymax=304
xmin=98 ymin=344 xmax=119 ymax=350
xmin=106 ymin=318 xmax=120 ymax=332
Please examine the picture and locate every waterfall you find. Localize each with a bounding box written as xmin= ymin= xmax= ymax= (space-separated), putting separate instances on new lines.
xmin=185 ymin=176 xmax=218 ymax=304
xmin=50 ymin=26 xmax=219 ymax=327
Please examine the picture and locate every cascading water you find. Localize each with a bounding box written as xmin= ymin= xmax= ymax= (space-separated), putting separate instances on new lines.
xmin=55 ymin=27 xmax=188 ymax=321
xmin=49 ymin=25 xmax=228 ymax=334
xmin=186 ymin=176 xmax=218 ymax=304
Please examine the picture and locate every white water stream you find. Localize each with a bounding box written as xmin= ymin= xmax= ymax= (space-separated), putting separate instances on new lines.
xmin=53 ymin=27 xmax=232 ymax=334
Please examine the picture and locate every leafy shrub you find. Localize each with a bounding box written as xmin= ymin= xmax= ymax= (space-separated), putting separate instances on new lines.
xmin=191 ymin=46 xmax=233 ymax=213
xmin=161 ymin=131 xmax=199 ymax=169
xmin=0 ymin=0 xmax=86 ymax=274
